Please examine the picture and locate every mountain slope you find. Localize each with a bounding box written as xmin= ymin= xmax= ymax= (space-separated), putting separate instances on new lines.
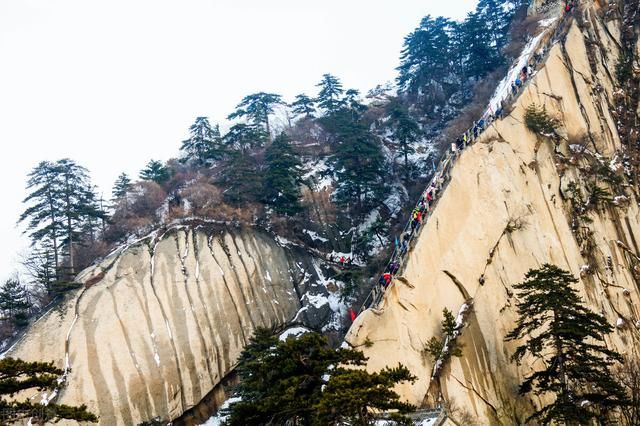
xmin=4 ymin=224 xmax=342 ymax=425
xmin=346 ymin=2 xmax=640 ymax=423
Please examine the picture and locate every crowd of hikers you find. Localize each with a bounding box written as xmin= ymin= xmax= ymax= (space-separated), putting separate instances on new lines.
xmin=346 ymin=8 xmax=568 ymax=321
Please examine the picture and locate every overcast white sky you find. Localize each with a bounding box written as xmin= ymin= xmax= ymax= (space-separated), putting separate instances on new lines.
xmin=0 ymin=0 xmax=478 ymax=281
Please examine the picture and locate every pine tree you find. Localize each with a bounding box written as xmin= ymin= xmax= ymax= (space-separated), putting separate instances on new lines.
xmin=263 ymin=132 xmax=303 ymax=215
xmin=222 ymin=123 xmax=268 ymax=154
xmin=180 ymin=117 xmax=224 ymax=165
xmin=462 ymin=11 xmax=502 ymax=79
xmin=0 ymin=278 xmax=31 ymax=328
xmin=290 ymin=93 xmax=316 ymax=118
xmin=397 ymin=16 xmax=452 ymax=94
xmin=21 ymin=244 xmax=58 ymax=296
xmin=448 ymin=21 xmax=468 ymax=78
xmin=425 ymin=308 xmax=463 ymax=361
xmin=56 ymin=159 xmax=106 ymax=274
xmin=18 ymin=161 xmax=63 ymax=277
xmin=344 ymin=88 xmax=367 ymax=118
xmin=476 ymin=0 xmax=515 ymax=53
xmin=315 ymin=364 xmax=416 ymax=426
xmin=316 ymin=74 xmax=345 ymax=114
xmin=227 ymin=92 xmax=283 ymax=139
xmin=139 ymin=160 xmax=170 ymax=185
xmin=224 ymin=327 xmax=415 ymax=426
xmin=0 ymin=357 xmax=97 ymax=423
xmin=77 ymin=184 xmax=107 ymax=242
xmin=18 ymin=159 xmax=105 ymax=278
xmin=505 ymin=264 xmax=629 ymax=424
xmin=218 ymin=152 xmax=262 ymax=205
xmin=324 ymin=110 xmax=386 ymax=216
xmin=112 ymin=173 xmax=131 ymax=200
xmin=388 ymin=102 xmax=421 ymax=182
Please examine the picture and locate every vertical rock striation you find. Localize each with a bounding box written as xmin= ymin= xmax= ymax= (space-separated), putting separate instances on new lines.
xmin=347 ymin=2 xmax=640 ymax=424
xmin=6 ymin=225 xmax=338 ymax=425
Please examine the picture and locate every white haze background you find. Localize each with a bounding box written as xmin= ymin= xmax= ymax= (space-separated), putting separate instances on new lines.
xmin=0 ymin=0 xmax=478 ymax=281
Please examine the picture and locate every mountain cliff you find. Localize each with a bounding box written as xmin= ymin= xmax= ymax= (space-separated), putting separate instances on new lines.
xmin=346 ymin=1 xmax=640 ymax=424
xmin=4 ymin=223 xmax=343 ymax=425
xmin=3 ymin=0 xmax=639 ymax=424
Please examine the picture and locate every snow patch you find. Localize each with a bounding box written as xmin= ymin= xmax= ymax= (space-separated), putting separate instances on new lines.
xmin=199 ymin=397 xmax=242 ymax=426
xmin=303 ymin=229 xmax=329 ymax=243
xmin=487 ymin=31 xmax=546 ymax=114
xmin=279 ymin=326 xmax=311 ymax=341
xmin=539 ymin=17 xmax=557 ymax=27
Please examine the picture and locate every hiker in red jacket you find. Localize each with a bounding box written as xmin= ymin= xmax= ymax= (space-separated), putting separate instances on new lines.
xmin=383 ymin=272 xmax=392 ymax=286
xmin=349 ymin=307 xmax=356 ymax=322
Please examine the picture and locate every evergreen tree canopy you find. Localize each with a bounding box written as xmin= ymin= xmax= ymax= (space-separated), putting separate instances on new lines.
xmin=111 ymin=173 xmax=131 ymax=200
xmin=0 ymin=278 xmax=30 ymax=328
xmin=222 ymin=123 xmax=268 ymax=154
xmin=139 ymin=160 xmax=170 ymax=185
xmin=461 ymin=10 xmax=503 ymax=78
xmin=180 ymin=117 xmax=224 ymax=165
xmin=344 ymin=89 xmax=367 ymax=117
xmin=263 ymin=132 xmax=303 ymax=215
xmin=396 ymin=0 xmax=520 ymax=96
xmin=224 ymin=327 xmax=415 ymax=426
xmin=425 ymin=308 xmax=463 ymax=362
xmin=218 ymin=152 xmax=262 ymax=205
xmin=18 ymin=159 xmax=106 ymax=277
xmin=388 ymin=102 xmax=421 ymax=181
xmin=316 ymin=74 xmax=345 ymax=114
xmin=476 ymin=0 xmax=514 ymax=52
xmin=315 ymin=364 xmax=416 ymax=426
xmin=18 ymin=161 xmax=64 ymax=273
xmin=323 ymin=110 xmax=386 ymax=216
xmin=227 ymin=92 xmax=283 ymax=137
xmin=21 ymin=243 xmax=58 ymax=296
xmin=397 ymin=15 xmax=452 ymax=93
xmin=506 ymin=264 xmax=629 ymax=424
xmin=290 ymin=94 xmax=316 ymax=118
xmin=0 ymin=357 xmax=97 ymax=423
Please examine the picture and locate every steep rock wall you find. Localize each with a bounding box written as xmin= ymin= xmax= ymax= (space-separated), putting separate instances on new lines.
xmin=5 ymin=225 xmax=337 ymax=425
xmin=347 ymin=4 xmax=640 ymax=424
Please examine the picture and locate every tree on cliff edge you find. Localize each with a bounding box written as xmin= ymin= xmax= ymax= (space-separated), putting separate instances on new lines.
xmin=506 ymin=264 xmax=629 ymax=424
xmin=0 ymin=357 xmax=97 ymax=423
xmin=224 ymin=327 xmax=415 ymax=425
xmin=263 ymin=132 xmax=303 ymax=215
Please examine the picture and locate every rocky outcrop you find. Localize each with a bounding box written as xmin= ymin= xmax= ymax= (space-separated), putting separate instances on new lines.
xmin=5 ymin=224 xmax=342 ymax=425
xmin=347 ymin=2 xmax=640 ymax=424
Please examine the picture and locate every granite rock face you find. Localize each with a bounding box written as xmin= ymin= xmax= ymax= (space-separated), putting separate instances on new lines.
xmin=6 ymin=225 xmax=341 ymax=425
xmin=347 ymin=3 xmax=640 ymax=424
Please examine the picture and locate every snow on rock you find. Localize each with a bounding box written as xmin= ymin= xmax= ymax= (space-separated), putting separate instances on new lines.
xmin=279 ymin=326 xmax=311 ymax=341
xmin=616 ymin=317 xmax=625 ymax=328
xmin=303 ymin=159 xmax=333 ymax=190
xmin=539 ymin=17 xmax=557 ymax=27
xmin=358 ymin=210 xmax=381 ymax=234
xmin=613 ymin=195 xmax=628 ymax=205
xmin=275 ymin=235 xmax=295 ymax=247
xmin=198 ymin=397 xmax=242 ymax=426
xmin=417 ymin=418 xmax=439 ymax=426
xmin=304 ymin=292 xmax=330 ymax=309
xmin=303 ymin=229 xmax=329 ymax=243
xmin=487 ymin=31 xmax=547 ymax=114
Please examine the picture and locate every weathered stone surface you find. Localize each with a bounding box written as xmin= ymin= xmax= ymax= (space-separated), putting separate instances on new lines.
xmin=347 ymin=9 xmax=640 ymax=425
xmin=6 ymin=226 xmax=337 ymax=425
